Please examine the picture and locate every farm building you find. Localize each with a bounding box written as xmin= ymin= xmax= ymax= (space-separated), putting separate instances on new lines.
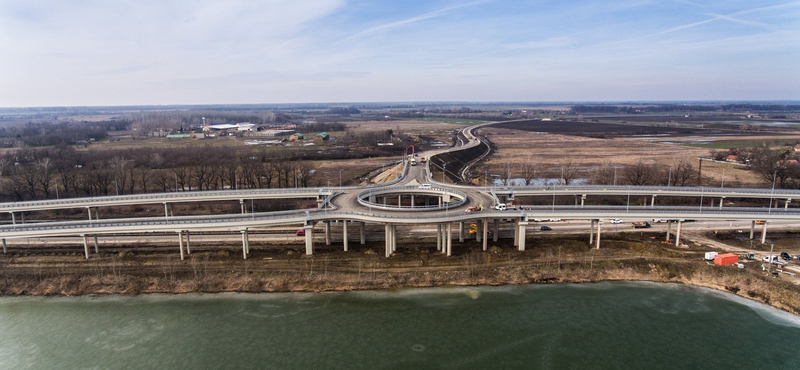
xmin=316 ymin=132 xmax=330 ymax=141
xmin=289 ymin=133 xmax=304 ymax=141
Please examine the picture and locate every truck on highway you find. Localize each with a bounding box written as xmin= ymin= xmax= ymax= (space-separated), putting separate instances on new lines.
xmin=465 ymin=204 xmax=484 ymax=213
xmin=632 ymin=221 xmax=651 ymax=229
xmin=410 ymin=158 xmax=417 ymax=166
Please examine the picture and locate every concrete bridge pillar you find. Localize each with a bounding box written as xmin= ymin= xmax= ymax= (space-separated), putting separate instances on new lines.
xmin=675 ymin=220 xmax=683 ymax=247
xmin=397 ymin=195 xmax=402 ymax=206
xmin=458 ymin=222 xmax=465 ymax=243
xmin=385 ymin=224 xmax=394 ymax=257
xmin=786 ymin=199 xmax=792 ymax=209
xmin=325 ymin=221 xmax=331 ymax=246
xmin=476 ymin=221 xmax=482 ymax=243
xmin=761 ymin=222 xmax=768 ymax=244
xmin=446 ymin=223 xmax=453 ymax=257
xmin=304 ymin=224 xmax=314 ymax=255
xmin=185 ymin=231 xmax=191 ymax=255
xmin=177 ymin=231 xmax=185 ymax=261
xmin=719 ymin=197 xmax=725 ymax=208
xmin=10 ymin=212 xmax=15 ymax=226
xmin=666 ymin=221 xmax=671 ymax=242
xmin=2 ymin=238 xmax=6 ymax=254
xmin=651 ymin=195 xmax=656 ymax=207
xmin=343 ymin=221 xmax=349 ymax=252
xmin=93 ymin=235 xmax=99 ymax=253
xmin=595 ymin=220 xmax=602 ymax=249
xmin=436 ymin=224 xmax=442 ymax=251
xmin=360 ymin=222 xmax=366 ymax=244
xmin=750 ymin=220 xmax=755 ymax=240
xmin=493 ymin=219 xmax=499 ymax=242
xmin=241 ymin=229 xmax=250 ymax=259
xmin=581 ymin=194 xmax=586 ymax=207
xmin=240 ymin=199 xmax=246 ymax=214
xmin=82 ymin=235 xmax=90 ymax=259
xmin=589 ymin=220 xmax=595 ymax=244
xmin=87 ymin=207 xmax=93 ymax=221
xmin=164 ymin=203 xmax=169 ymax=218
xmin=513 ymin=220 xmax=519 ymax=247
xmin=482 ymin=219 xmax=489 ymax=251
xmin=518 ymin=221 xmax=528 ymax=251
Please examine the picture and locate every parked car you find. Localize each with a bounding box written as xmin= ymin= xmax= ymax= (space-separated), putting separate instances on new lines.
xmin=540 ymin=226 xmax=552 ymax=231
xmin=610 ymin=219 xmax=623 ymax=224
xmin=780 ymin=252 xmax=792 ymax=261
xmin=296 ymin=229 xmax=305 ymax=236
xmin=763 ymin=255 xmax=787 ymax=265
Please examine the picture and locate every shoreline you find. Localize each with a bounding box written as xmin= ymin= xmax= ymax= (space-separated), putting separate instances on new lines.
xmin=2 ymin=256 xmax=799 ymax=316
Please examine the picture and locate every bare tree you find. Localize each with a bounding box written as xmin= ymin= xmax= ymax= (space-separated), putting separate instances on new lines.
xmin=519 ymin=155 xmax=542 ymax=185
xmin=624 ymin=159 xmax=658 ymax=186
xmin=560 ymin=157 xmax=579 ymax=185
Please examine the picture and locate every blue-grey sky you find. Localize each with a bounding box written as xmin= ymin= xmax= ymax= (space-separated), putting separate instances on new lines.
xmin=1 ymin=0 xmax=799 ymax=107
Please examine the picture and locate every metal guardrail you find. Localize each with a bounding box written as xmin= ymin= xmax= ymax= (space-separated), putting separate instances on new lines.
xmin=356 ymin=186 xmax=468 ymax=211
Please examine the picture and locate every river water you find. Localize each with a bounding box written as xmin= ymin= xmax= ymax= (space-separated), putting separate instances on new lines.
xmin=1 ymin=282 xmax=798 ymax=369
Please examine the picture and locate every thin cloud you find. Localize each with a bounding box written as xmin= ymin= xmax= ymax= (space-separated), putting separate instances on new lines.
xmin=342 ymin=0 xmax=490 ymax=41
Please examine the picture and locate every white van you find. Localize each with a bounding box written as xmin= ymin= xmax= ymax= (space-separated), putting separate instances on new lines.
xmin=494 ymin=203 xmax=507 ymax=211
xmin=418 ymin=184 xmax=432 ymax=190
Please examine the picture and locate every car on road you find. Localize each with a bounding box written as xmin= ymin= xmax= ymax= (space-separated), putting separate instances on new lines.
xmin=494 ymin=203 xmax=507 ymax=211
xmin=418 ymin=183 xmax=432 ymax=190
xmin=548 ymin=218 xmax=563 ymax=222
xmin=763 ymin=255 xmax=787 ymax=265
xmin=781 ymin=252 xmax=792 ymax=261
xmin=296 ymin=229 xmax=305 ymax=236
xmin=610 ymin=219 xmax=623 ymax=224
xmin=540 ymin=226 xmax=552 ymax=231
xmin=651 ymin=219 xmax=666 ymax=223
xmin=756 ymin=220 xmax=766 ymax=225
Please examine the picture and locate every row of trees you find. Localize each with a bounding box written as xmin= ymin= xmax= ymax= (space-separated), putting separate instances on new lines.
xmin=0 ymin=146 xmax=319 ymax=201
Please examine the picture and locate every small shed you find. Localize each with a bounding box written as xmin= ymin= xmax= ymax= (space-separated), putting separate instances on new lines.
xmin=289 ymin=133 xmax=304 ymax=141
xmin=315 ymin=132 xmax=329 ymax=141
xmin=714 ymin=253 xmax=738 ymax=266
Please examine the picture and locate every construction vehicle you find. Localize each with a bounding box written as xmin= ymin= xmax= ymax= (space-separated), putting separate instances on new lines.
xmin=738 ymin=252 xmax=755 ymax=260
xmin=632 ymin=221 xmax=651 ymax=229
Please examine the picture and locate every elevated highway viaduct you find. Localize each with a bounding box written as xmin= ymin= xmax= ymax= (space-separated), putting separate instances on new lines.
xmin=2 ymin=122 xmax=799 ymax=261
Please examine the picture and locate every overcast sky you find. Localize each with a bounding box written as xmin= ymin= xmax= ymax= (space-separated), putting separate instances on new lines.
xmin=1 ymin=0 xmax=799 ymax=107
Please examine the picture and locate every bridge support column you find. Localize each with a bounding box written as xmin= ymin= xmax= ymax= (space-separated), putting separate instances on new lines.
xmin=397 ymin=195 xmax=402 ymax=206
xmin=93 ymin=235 xmax=99 ymax=253
xmin=385 ymin=224 xmax=391 ymax=257
xmin=360 ymin=222 xmax=366 ymax=244
xmin=786 ymin=199 xmax=792 ymax=209
xmin=458 ymin=222 xmax=464 ymax=243
xmin=595 ymin=220 xmax=602 ymax=249
xmin=719 ymin=197 xmax=724 ymax=208
xmin=2 ymin=238 xmax=6 ymax=254
xmin=581 ymin=194 xmax=586 ymax=207
xmin=241 ymin=229 xmax=249 ymax=259
xmin=589 ymin=220 xmax=595 ymax=244
xmin=476 ymin=221 xmax=482 ymax=243
xmin=304 ymin=224 xmax=314 ymax=255
xmin=411 ymin=195 xmax=415 ymax=208
xmin=513 ymin=220 xmax=519 ymax=247
xmin=87 ymin=207 xmax=93 ymax=221
xmin=10 ymin=212 xmax=15 ymax=226
xmin=675 ymin=221 xmax=682 ymax=247
xmin=482 ymin=219 xmax=489 ymax=251
xmin=651 ymin=195 xmax=656 ymax=207
xmin=493 ymin=219 xmax=499 ymax=242
xmin=83 ymin=235 xmax=90 ymax=259
xmin=518 ymin=221 xmax=528 ymax=251
xmin=185 ymin=231 xmax=191 ymax=255
xmin=178 ymin=232 xmax=185 ymax=261
xmin=446 ymin=223 xmax=452 ymax=257
xmin=164 ymin=203 xmax=169 ymax=218
xmin=666 ymin=221 xmax=671 ymax=242
xmin=240 ymin=199 xmax=246 ymax=214
xmin=750 ymin=220 xmax=755 ymax=240
xmin=325 ymin=222 xmax=331 ymax=246
xmin=761 ymin=222 xmax=768 ymax=244
xmin=343 ymin=221 xmax=349 ymax=252
xmin=436 ymin=224 xmax=442 ymax=251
